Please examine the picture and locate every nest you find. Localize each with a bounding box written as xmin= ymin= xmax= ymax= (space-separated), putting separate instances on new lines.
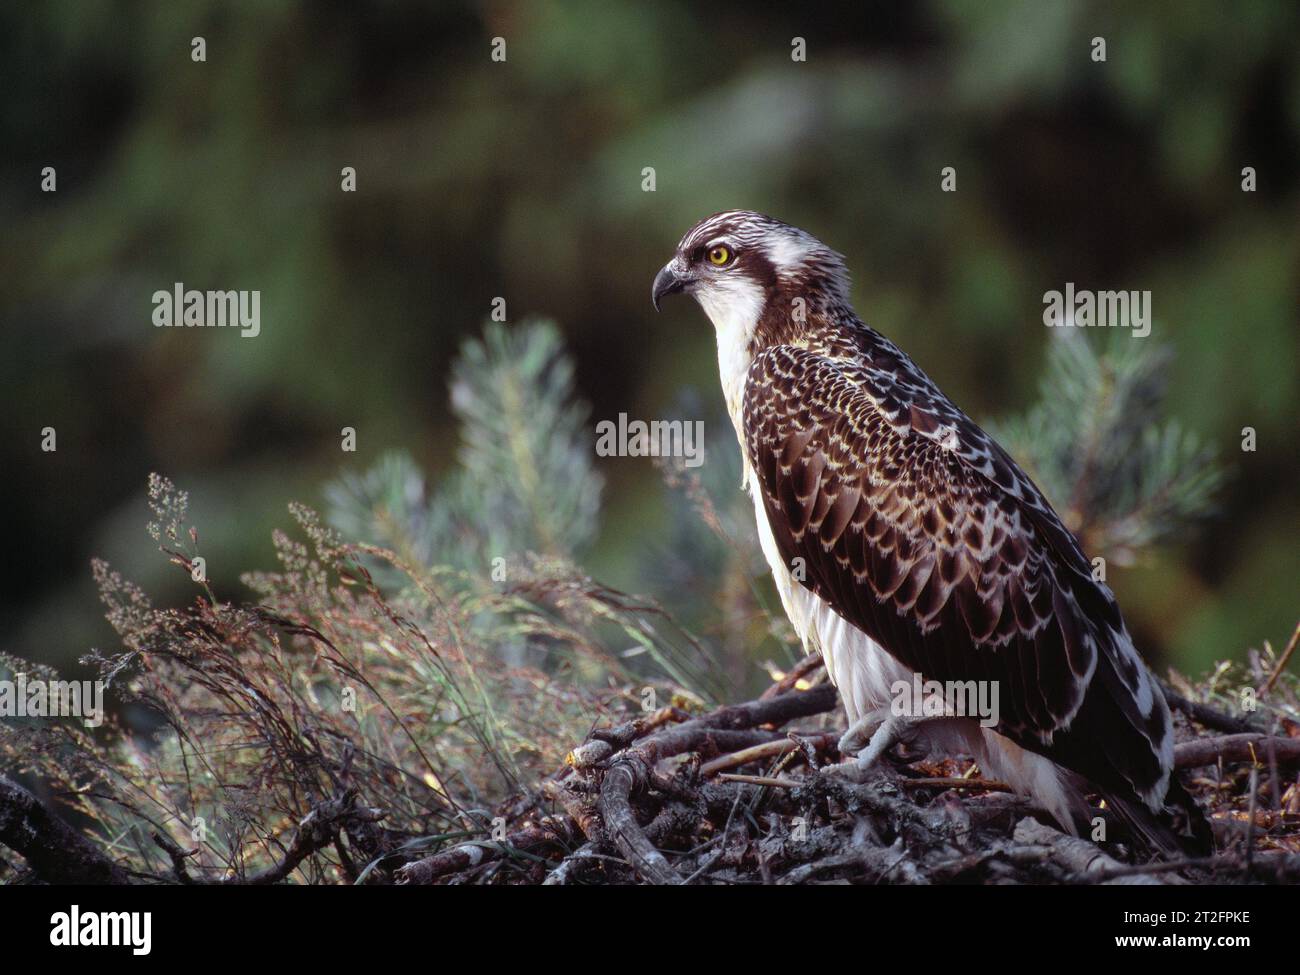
xmin=394 ymin=658 xmax=1300 ymax=885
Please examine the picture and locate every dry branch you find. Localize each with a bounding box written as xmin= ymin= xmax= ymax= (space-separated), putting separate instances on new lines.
xmin=0 ymin=775 xmax=131 ymax=885
xmin=700 ymin=732 xmax=838 ymax=777
xmin=395 ymin=816 xmax=579 ymax=884
xmin=1009 ymin=819 xmax=1166 ymax=885
xmin=152 ymin=788 xmax=386 ymax=885
xmin=1175 ymin=733 xmax=1300 ymax=768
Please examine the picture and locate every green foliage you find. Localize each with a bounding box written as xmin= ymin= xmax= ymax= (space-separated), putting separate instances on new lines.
xmin=449 ymin=320 xmax=604 ymax=561
xmin=989 ymin=330 xmax=1227 ymax=565
xmin=4 ymin=1 xmax=1296 ymax=681
xmin=327 ymin=320 xmax=602 ymax=572
xmin=326 ymin=321 xmax=732 ymax=701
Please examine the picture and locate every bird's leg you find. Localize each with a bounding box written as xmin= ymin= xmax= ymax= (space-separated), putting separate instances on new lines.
xmin=854 ymin=713 xmax=920 ymax=771
xmin=841 ymin=712 xmax=970 ymax=772
xmin=836 ymin=707 xmax=891 ymax=760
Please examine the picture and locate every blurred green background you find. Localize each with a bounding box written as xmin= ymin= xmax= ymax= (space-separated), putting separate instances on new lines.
xmin=2 ymin=0 xmax=1296 ymax=689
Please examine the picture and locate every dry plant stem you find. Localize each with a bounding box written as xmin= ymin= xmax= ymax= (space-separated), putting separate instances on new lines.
xmin=1263 ymin=620 xmax=1300 ymax=696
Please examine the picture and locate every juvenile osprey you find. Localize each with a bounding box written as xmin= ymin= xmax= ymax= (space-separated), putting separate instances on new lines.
xmin=653 ymin=210 xmax=1210 ymax=855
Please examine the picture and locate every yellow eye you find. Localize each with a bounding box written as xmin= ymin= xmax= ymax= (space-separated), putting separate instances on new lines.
xmin=707 ymin=245 xmax=731 ymax=266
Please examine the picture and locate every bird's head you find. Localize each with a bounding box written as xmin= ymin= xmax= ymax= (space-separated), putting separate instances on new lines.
xmin=651 ymin=210 xmax=850 ymax=336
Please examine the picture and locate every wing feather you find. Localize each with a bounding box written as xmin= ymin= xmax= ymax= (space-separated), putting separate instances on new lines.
xmin=742 ymin=343 xmax=1174 ymax=807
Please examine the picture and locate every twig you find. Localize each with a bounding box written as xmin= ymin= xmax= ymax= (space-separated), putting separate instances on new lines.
xmin=760 ymin=653 xmax=826 ymax=699
xmin=151 ymin=831 xmax=199 ymax=885
xmin=1263 ymin=620 xmax=1300 ymax=695
xmin=1071 ymin=857 xmax=1214 ymax=882
xmin=588 ymin=705 xmax=693 ymax=751
xmin=541 ymin=843 xmax=603 ymax=885
xmin=717 ymin=773 xmax=803 ymax=789
xmin=898 ymin=776 xmax=1012 ymax=792
xmin=1160 ymin=679 xmax=1258 ymax=735
xmin=699 ymin=733 xmax=837 ymax=777
xmin=395 ymin=816 xmax=578 ymax=884
xmin=682 ymin=788 xmax=745 ymax=885
xmin=1267 ymin=738 xmax=1282 ymax=813
xmin=1012 ymin=818 xmax=1165 ymax=885
xmin=1085 ymin=851 xmax=1300 ymax=884
xmin=1174 ymin=733 xmax=1300 ymax=768
xmin=240 ymin=790 xmax=385 ymax=885
xmin=1244 ymin=766 xmax=1258 ymax=879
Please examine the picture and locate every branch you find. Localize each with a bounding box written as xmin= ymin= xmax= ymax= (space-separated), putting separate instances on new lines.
xmin=1010 ymin=818 xmax=1166 ymax=885
xmin=1160 ymin=679 xmax=1259 ymax=735
xmin=598 ymin=761 xmax=682 ymax=885
xmin=0 ymin=775 xmax=132 ymax=885
xmin=240 ymin=790 xmax=386 ymax=885
xmin=1262 ymin=620 xmax=1300 ymax=696
xmin=152 ymin=789 xmax=385 ymax=885
xmin=1174 ymin=733 xmax=1300 ymax=768
xmin=699 ymin=732 xmax=838 ymax=777
xmin=394 ymin=817 xmax=579 ymax=885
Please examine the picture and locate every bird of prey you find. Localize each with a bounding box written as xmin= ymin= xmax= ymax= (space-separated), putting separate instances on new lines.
xmin=652 ymin=210 xmax=1211 ymax=856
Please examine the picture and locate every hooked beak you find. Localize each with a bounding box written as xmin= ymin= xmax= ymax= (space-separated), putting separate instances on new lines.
xmin=651 ymin=262 xmax=689 ymax=311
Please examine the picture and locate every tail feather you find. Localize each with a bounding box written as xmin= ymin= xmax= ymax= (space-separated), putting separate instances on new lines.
xmin=1105 ymin=775 xmax=1213 ymax=858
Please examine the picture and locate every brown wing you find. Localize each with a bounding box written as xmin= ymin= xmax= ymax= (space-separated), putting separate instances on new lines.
xmin=743 ymin=345 xmax=1173 ymax=805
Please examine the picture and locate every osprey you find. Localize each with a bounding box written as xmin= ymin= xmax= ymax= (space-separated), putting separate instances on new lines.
xmin=652 ymin=210 xmax=1210 ymax=855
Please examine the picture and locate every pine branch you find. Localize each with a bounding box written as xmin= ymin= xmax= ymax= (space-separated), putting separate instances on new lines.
xmin=449 ymin=319 xmax=603 ymax=561
xmin=988 ymin=329 xmax=1226 ymax=563
xmin=326 ymin=320 xmax=603 ymax=571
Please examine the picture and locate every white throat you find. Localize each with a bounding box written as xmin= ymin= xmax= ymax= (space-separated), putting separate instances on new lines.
xmin=693 ymin=278 xmax=766 ymax=433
